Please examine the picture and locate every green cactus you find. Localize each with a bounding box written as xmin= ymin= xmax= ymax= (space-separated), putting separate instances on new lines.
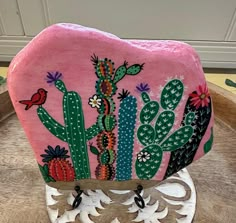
xmin=113 ymin=61 xmax=144 ymax=83
xmin=90 ymin=55 xmax=144 ymax=180
xmin=141 ymin=92 xmax=151 ymax=103
xmin=135 ymin=79 xmax=194 ymax=180
xmin=135 ymin=145 xmax=163 ymax=180
xmin=63 ymin=91 xmax=90 ymax=179
xmin=97 ymin=114 xmax=116 ymax=131
xmin=160 ymin=79 xmax=184 ymax=110
xmin=37 ymin=107 xmax=67 ymax=142
xmin=113 ymin=62 xmax=128 ymax=83
xmin=154 ymin=111 xmax=175 ymax=144
xmin=164 ymin=93 xmax=212 ymax=178
xmin=98 ymin=149 xmax=115 ymax=165
xmin=185 ymin=112 xmax=195 ymax=125
xmin=161 ymin=126 xmax=194 ymax=151
xmin=137 ymin=124 xmax=155 ymax=146
xmin=116 ymin=96 xmax=137 ymax=181
xmin=37 ymin=78 xmax=101 ymax=180
xmin=140 ymin=101 xmax=159 ymax=124
xmin=86 ymin=123 xmax=100 ymax=140
xmin=126 ymin=64 xmax=144 ymax=75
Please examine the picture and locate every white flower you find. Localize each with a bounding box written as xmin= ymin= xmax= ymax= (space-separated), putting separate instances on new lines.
xmin=89 ymin=95 xmax=102 ymax=108
xmin=137 ymin=151 xmax=151 ymax=162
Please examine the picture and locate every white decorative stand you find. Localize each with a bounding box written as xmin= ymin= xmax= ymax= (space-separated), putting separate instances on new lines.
xmin=46 ymin=169 xmax=196 ymax=223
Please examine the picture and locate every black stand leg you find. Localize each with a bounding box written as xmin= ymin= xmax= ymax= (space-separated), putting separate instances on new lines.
xmin=72 ymin=186 xmax=83 ymax=209
xmin=134 ymin=185 xmax=145 ymax=209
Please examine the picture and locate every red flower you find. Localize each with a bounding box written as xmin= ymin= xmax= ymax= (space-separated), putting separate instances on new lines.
xmin=189 ymin=84 xmax=210 ymax=109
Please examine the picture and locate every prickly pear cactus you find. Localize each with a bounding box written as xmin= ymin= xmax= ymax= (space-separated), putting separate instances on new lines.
xmin=135 ymin=79 xmax=195 ymax=180
xmin=160 ymin=79 xmax=184 ymax=110
xmin=164 ymin=87 xmax=212 ymax=178
xmin=135 ymin=145 xmax=163 ymax=180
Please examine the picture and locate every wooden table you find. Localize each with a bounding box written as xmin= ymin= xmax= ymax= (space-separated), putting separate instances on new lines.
xmin=0 ymin=83 xmax=235 ymax=223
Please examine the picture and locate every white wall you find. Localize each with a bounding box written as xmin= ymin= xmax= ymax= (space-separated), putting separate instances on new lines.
xmin=0 ymin=0 xmax=236 ymax=68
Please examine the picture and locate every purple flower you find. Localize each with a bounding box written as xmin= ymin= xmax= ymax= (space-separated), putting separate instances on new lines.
xmin=136 ymin=83 xmax=150 ymax=92
xmin=46 ymin=72 xmax=62 ymax=84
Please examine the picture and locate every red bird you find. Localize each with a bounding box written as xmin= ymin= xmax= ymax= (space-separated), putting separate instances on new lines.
xmin=19 ymin=88 xmax=48 ymax=110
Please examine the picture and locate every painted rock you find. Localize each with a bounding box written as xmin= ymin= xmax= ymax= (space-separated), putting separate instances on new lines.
xmin=7 ymin=23 xmax=214 ymax=190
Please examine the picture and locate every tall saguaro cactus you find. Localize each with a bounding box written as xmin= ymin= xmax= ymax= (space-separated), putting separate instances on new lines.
xmin=37 ymin=73 xmax=101 ymax=180
xmin=135 ymin=79 xmax=194 ymax=180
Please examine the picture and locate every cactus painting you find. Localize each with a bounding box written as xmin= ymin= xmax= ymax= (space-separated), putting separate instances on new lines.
xmin=89 ymin=55 xmax=144 ymax=180
xmin=37 ymin=73 xmax=98 ymax=180
xmin=18 ymin=55 xmax=212 ymax=183
xmin=135 ymin=80 xmax=195 ymax=180
xmin=164 ymin=84 xmax=212 ymax=178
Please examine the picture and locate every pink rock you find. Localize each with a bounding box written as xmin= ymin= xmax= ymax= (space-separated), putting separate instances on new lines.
xmin=7 ymin=23 xmax=214 ymax=189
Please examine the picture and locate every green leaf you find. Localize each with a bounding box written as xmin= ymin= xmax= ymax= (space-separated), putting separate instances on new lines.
xmin=43 ymin=164 xmax=49 ymax=174
xmin=38 ymin=164 xmax=55 ymax=182
xmin=49 ymin=176 xmax=56 ymax=182
xmin=90 ymin=145 xmax=99 ymax=155
xmin=225 ymin=79 xmax=236 ymax=88
xmin=204 ymin=128 xmax=214 ymax=154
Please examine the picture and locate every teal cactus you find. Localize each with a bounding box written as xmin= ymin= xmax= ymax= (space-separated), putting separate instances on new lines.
xmin=116 ymin=95 xmax=137 ymax=181
xmin=135 ymin=80 xmax=195 ymax=180
xmin=160 ymin=79 xmax=184 ymax=110
xmin=37 ymin=73 xmax=101 ymax=180
xmin=90 ymin=55 xmax=144 ymax=180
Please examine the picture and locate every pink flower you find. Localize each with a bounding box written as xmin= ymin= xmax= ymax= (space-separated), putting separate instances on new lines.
xmin=189 ymin=84 xmax=210 ymax=109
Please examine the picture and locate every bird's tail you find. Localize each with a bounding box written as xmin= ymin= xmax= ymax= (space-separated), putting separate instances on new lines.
xmin=19 ymin=100 xmax=33 ymax=110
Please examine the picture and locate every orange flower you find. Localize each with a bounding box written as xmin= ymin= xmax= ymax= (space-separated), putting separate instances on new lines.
xmin=189 ymin=84 xmax=210 ymax=109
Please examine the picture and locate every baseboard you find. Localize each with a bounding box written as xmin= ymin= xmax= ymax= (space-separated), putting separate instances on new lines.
xmin=1 ymin=36 xmax=236 ymax=68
